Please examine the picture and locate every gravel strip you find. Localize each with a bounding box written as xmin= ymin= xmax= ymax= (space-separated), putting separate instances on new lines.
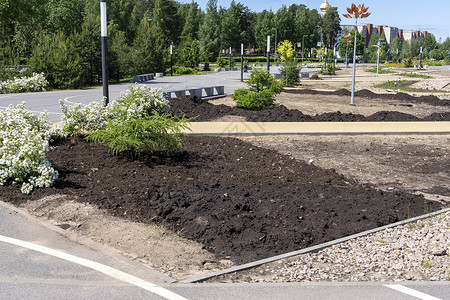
xmin=248 ymin=211 xmax=449 ymax=283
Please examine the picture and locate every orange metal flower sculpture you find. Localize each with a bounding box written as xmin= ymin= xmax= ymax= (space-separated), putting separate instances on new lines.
xmin=343 ymin=3 xmax=371 ymax=20
xmin=342 ymin=3 xmax=371 ymax=105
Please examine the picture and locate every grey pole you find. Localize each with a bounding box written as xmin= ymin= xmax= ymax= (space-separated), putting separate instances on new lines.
xmin=350 ymin=22 xmax=357 ymax=106
xmin=240 ymin=43 xmax=244 ymax=82
xmin=376 ymin=39 xmax=380 ymax=78
xmin=229 ymin=47 xmax=232 ymax=69
xmin=100 ymin=0 xmax=109 ymax=105
xmin=272 ymin=28 xmax=277 ymax=64
xmin=267 ymin=35 xmax=270 ymax=72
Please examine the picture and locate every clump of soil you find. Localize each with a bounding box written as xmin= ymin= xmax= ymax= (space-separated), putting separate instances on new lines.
xmin=169 ymin=96 xmax=450 ymax=122
xmin=285 ymin=88 xmax=450 ymax=107
xmin=0 ymin=136 xmax=440 ymax=264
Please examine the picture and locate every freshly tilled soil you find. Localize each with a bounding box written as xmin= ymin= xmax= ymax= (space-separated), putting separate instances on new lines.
xmin=0 ymin=136 xmax=441 ymax=264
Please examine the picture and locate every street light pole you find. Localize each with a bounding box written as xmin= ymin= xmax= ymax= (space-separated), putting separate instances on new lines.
xmin=240 ymin=43 xmax=244 ymax=82
xmin=229 ymin=47 xmax=232 ymax=69
xmin=272 ymin=28 xmax=277 ymax=64
xmin=170 ymin=42 xmax=173 ymax=76
xmin=100 ymin=0 xmax=109 ymax=105
xmin=302 ymin=35 xmax=308 ymax=63
xmin=267 ymin=35 xmax=270 ymax=72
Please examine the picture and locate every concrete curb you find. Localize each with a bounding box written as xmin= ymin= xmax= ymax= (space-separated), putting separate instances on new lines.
xmin=181 ymin=208 xmax=450 ymax=283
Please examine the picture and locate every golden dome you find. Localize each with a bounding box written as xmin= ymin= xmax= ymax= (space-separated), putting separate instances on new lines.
xmin=320 ymin=0 xmax=331 ymax=12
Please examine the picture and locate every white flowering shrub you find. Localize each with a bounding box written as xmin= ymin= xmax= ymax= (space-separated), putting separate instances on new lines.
xmin=59 ymin=97 xmax=111 ymax=136
xmin=0 ymin=73 xmax=48 ymax=94
xmin=0 ymin=103 xmax=58 ymax=194
xmin=58 ymin=85 xmax=169 ymax=136
xmin=110 ymin=85 xmax=169 ymax=122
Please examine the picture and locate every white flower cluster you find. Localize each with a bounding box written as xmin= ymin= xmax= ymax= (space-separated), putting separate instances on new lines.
xmin=58 ymin=85 xmax=169 ymax=136
xmin=110 ymin=85 xmax=169 ymax=122
xmin=0 ymin=73 xmax=48 ymax=94
xmin=0 ymin=103 xmax=58 ymax=194
xmin=59 ymin=97 xmax=111 ymax=136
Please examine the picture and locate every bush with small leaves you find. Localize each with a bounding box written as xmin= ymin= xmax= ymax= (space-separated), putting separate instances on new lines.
xmin=85 ymin=114 xmax=191 ymax=155
xmin=232 ymin=88 xmax=275 ymax=110
xmin=232 ymin=68 xmax=283 ymax=110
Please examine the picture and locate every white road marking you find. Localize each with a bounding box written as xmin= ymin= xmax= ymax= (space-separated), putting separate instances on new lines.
xmin=384 ymin=284 xmax=442 ymax=300
xmin=0 ymin=234 xmax=187 ymax=300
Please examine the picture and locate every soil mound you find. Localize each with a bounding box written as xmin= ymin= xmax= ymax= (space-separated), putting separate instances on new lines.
xmin=366 ymin=111 xmax=421 ymax=121
xmin=285 ymin=88 xmax=450 ymax=107
xmin=1 ymin=137 xmax=441 ymax=264
xmin=170 ymin=96 xmax=450 ymax=122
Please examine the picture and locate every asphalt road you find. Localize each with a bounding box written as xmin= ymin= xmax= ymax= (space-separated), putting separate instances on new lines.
xmin=0 ymin=69 xmax=253 ymax=123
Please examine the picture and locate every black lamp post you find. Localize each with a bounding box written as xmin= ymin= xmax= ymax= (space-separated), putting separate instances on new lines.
xmin=100 ymin=0 xmax=109 ymax=105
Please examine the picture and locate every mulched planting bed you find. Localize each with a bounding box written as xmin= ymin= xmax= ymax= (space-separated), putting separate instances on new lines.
xmin=1 ymin=136 xmax=441 ymax=264
xmin=285 ymin=88 xmax=450 ymax=107
xmin=169 ymin=95 xmax=450 ymax=122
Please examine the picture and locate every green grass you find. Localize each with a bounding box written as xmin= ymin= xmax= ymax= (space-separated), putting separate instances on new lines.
xmin=374 ymin=80 xmax=446 ymax=93
xmin=365 ymin=66 xmax=396 ymax=74
xmin=398 ymin=73 xmax=431 ymax=79
xmin=374 ymin=80 xmax=418 ymax=90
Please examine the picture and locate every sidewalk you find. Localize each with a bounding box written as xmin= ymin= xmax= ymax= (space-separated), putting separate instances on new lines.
xmin=186 ymin=121 xmax=450 ymax=135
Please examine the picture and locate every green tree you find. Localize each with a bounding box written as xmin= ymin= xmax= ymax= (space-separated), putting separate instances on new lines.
xmin=220 ymin=0 xmax=245 ymax=50
xmin=76 ymin=1 xmax=101 ymax=84
xmin=254 ymin=10 xmax=274 ymax=51
xmin=46 ymin=0 xmax=85 ymax=36
xmin=338 ymin=31 xmax=364 ymax=60
xmin=199 ymin=0 xmax=221 ymax=59
xmin=180 ymin=1 xmax=201 ymax=41
xmin=183 ymin=39 xmax=201 ymax=68
xmin=108 ymin=21 xmax=132 ymax=82
xmin=322 ymin=7 xmax=340 ymax=49
xmin=274 ymin=5 xmax=295 ymax=43
xmin=133 ymin=12 xmax=167 ymax=74
xmin=389 ymin=37 xmax=401 ymax=62
xmin=30 ymin=31 xmax=84 ymax=89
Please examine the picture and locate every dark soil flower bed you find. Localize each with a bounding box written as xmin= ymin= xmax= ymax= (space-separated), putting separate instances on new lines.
xmin=0 ymin=136 xmax=441 ymax=264
xmin=169 ymin=93 xmax=450 ymax=122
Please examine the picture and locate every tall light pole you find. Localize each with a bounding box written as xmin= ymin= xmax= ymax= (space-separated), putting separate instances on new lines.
xmin=229 ymin=47 xmax=232 ymax=69
xmin=100 ymin=0 xmax=109 ymax=105
xmin=272 ymin=28 xmax=277 ymax=64
xmin=240 ymin=43 xmax=244 ymax=82
xmin=373 ymin=39 xmax=385 ymax=78
xmin=343 ymin=3 xmax=371 ymax=106
xmin=267 ymin=35 xmax=270 ymax=72
xmin=302 ymin=35 xmax=309 ymax=63
xmin=170 ymin=42 xmax=173 ymax=76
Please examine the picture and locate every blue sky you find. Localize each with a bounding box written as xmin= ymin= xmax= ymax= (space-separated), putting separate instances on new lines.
xmin=183 ymin=0 xmax=450 ymax=41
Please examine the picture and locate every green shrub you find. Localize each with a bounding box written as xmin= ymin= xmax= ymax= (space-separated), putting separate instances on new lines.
xmin=216 ymin=54 xmax=227 ymax=68
xmin=232 ymin=68 xmax=283 ymax=110
xmin=85 ymin=114 xmax=190 ymax=155
xmin=173 ymin=66 xmax=198 ymax=75
xmin=247 ymin=68 xmax=283 ymax=92
xmin=404 ymin=58 xmax=413 ymax=68
xmin=280 ymin=62 xmax=302 ymax=84
xmin=232 ymin=88 xmax=275 ymax=110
